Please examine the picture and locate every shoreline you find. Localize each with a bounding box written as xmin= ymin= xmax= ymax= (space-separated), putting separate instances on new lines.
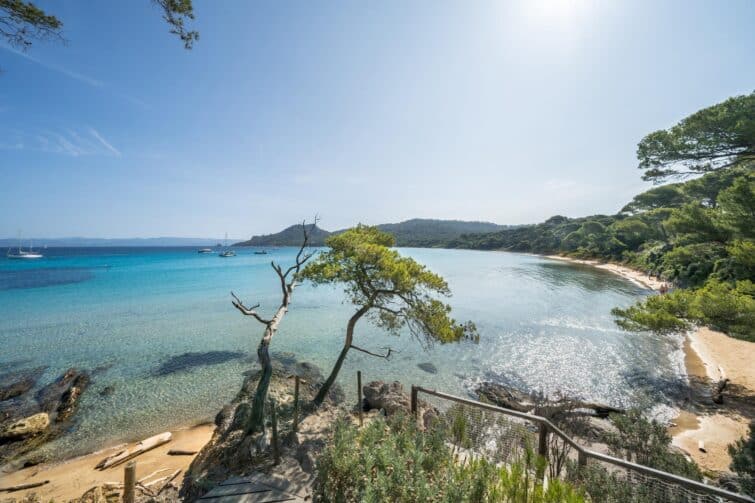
xmin=0 ymin=423 xmax=215 ymax=501
xmin=544 ymin=254 xmax=664 ymax=291
xmin=544 ymin=254 xmax=754 ymax=473
xmin=672 ymin=328 xmax=754 ymax=473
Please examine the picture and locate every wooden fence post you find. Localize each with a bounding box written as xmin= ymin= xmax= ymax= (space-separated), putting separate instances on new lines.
xmin=292 ymin=375 xmax=300 ymax=432
xmin=270 ymin=399 xmax=280 ymax=465
xmin=537 ymin=423 xmax=549 ymax=481
xmin=410 ymin=386 xmax=418 ymax=418
xmin=123 ymin=461 xmax=136 ymax=503
xmin=357 ymin=370 xmax=363 ymax=427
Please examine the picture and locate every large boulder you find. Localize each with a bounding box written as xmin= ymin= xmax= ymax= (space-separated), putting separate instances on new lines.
xmin=1 ymin=412 xmax=50 ymax=440
xmin=0 ymin=366 xmax=46 ymax=402
xmin=36 ymin=368 xmax=90 ymax=422
xmin=362 ymin=381 xmax=411 ymax=416
xmin=476 ymin=382 xmax=534 ymax=412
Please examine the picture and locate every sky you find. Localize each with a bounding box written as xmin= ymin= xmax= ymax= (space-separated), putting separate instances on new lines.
xmin=0 ymin=0 xmax=753 ymax=239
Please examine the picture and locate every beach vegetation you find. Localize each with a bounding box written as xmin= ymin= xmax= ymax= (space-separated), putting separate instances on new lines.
xmin=728 ymin=421 xmax=755 ymax=496
xmin=301 ymin=225 xmax=478 ymax=406
xmin=313 ymin=414 xmax=585 ymax=503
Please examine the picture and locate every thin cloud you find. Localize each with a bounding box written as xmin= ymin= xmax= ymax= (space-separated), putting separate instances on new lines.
xmin=89 ymin=127 xmax=121 ymax=156
xmin=1 ymin=45 xmax=103 ymax=87
xmin=0 ymin=45 xmax=149 ymax=108
xmin=1 ymin=127 xmax=121 ymax=157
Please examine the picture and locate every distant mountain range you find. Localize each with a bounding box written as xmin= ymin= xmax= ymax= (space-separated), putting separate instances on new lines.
xmin=234 ymin=219 xmax=513 ymax=248
xmin=0 ymin=237 xmax=229 ymax=247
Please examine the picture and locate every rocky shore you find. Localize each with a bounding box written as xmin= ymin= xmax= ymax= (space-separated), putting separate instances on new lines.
xmin=1 ymin=367 xmax=91 ymax=470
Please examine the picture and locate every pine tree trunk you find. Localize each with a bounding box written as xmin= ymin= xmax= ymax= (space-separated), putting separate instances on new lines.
xmin=313 ymin=304 xmax=371 ymax=406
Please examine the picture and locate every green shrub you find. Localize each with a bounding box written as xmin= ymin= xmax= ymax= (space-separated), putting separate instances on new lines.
xmin=313 ymin=414 xmax=585 ymax=502
xmin=728 ymin=421 xmax=755 ymax=496
xmin=604 ymin=410 xmax=702 ymax=481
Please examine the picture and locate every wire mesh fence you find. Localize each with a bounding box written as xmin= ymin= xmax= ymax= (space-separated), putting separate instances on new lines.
xmin=412 ymin=386 xmax=753 ymax=503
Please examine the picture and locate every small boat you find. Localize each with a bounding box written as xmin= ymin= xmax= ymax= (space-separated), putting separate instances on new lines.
xmin=197 ymin=248 xmax=213 ymax=254
xmin=253 ymin=250 xmax=268 ymax=255
xmin=7 ymin=236 xmax=43 ymax=259
xmin=7 ymin=248 xmax=44 ymax=259
xmin=218 ymin=233 xmax=235 ymax=257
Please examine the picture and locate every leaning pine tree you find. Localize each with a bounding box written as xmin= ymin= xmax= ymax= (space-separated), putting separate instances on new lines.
xmin=230 ymin=220 xmax=315 ymax=434
xmin=301 ymin=225 xmax=478 ymax=406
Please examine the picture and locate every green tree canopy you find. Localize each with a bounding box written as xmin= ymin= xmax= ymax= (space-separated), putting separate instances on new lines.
xmin=302 ymin=225 xmax=477 ymax=405
xmin=637 ymin=91 xmax=755 ymax=182
xmin=0 ymin=0 xmax=197 ymax=56
xmin=715 ymin=174 xmax=755 ymax=240
xmin=620 ymin=184 xmax=687 ymax=214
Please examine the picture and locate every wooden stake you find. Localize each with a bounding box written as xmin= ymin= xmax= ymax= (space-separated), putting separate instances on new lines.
xmin=123 ymin=461 xmax=136 ymax=503
xmin=270 ymin=399 xmax=280 ymax=465
xmin=293 ymin=375 xmax=300 ymax=432
xmin=357 ymin=370 xmax=363 ymax=427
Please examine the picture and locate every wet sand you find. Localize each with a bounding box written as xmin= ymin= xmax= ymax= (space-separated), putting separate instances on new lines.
xmin=0 ymin=423 xmax=214 ymax=501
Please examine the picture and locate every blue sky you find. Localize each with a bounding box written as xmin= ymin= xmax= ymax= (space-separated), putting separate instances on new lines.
xmin=1 ymin=0 xmax=753 ymax=239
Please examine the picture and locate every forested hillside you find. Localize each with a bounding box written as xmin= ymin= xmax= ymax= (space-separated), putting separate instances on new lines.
xmin=452 ymin=92 xmax=754 ymax=341
xmin=235 ymin=219 xmax=507 ymax=248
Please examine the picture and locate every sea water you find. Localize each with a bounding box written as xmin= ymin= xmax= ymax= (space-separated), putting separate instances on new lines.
xmin=0 ymin=247 xmax=685 ymax=459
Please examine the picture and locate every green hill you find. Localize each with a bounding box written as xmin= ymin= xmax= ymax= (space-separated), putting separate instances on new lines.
xmin=234 ymin=224 xmax=332 ymax=247
xmin=234 ymin=219 xmax=507 ymax=248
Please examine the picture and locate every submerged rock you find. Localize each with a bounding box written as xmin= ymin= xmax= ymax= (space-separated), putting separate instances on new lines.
xmin=36 ymin=368 xmax=91 ymax=422
xmin=152 ymin=351 xmax=247 ymax=376
xmin=417 ymin=362 xmax=438 ymax=374
xmin=0 ymin=366 xmax=46 ymax=402
xmin=0 ymin=412 xmax=50 ymax=440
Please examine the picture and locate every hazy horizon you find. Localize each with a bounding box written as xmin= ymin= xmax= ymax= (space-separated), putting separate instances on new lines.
xmin=2 ymin=0 xmax=754 ymax=238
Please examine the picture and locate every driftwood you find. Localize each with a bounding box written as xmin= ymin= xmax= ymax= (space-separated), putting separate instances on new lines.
xmin=477 ymin=382 xmax=625 ymax=419
xmin=138 ymin=468 xmax=170 ymax=483
xmin=157 ymin=469 xmax=182 ymax=494
xmin=167 ymin=449 xmax=197 ymax=456
xmin=96 ymin=432 xmax=172 ymax=469
xmin=0 ymin=480 xmax=50 ymax=492
xmin=712 ymin=378 xmax=729 ymax=405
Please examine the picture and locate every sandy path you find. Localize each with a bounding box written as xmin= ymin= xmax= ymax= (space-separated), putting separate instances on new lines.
xmin=0 ymin=423 xmax=214 ymax=501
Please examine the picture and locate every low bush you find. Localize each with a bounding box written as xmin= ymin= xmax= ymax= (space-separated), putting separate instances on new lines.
xmin=313 ymin=414 xmax=585 ymax=503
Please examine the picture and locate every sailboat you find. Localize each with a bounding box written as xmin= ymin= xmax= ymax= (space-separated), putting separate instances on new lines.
xmin=219 ymin=233 xmax=236 ymax=258
xmin=7 ymin=235 xmax=43 ymax=259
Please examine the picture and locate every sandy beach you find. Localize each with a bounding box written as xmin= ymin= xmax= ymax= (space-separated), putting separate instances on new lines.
xmin=0 ymin=423 xmax=214 ymax=501
xmin=546 ymin=254 xmax=754 ymax=474
xmin=545 ymin=255 xmax=665 ymax=291
xmin=672 ymin=328 xmax=755 ymax=473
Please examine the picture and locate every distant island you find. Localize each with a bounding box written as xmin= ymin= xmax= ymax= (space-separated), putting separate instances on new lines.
xmin=0 ymin=237 xmax=229 ymax=247
xmin=234 ymin=218 xmax=513 ymax=248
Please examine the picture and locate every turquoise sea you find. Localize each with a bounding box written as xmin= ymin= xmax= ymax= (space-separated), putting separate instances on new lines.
xmin=0 ymin=247 xmax=685 ymax=460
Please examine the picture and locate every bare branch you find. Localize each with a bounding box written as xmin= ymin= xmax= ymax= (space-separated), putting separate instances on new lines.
xmin=230 ymin=291 xmax=270 ymax=325
xmin=350 ymin=344 xmax=396 ymax=359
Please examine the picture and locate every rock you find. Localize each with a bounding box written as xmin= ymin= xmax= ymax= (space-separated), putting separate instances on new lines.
xmin=1 ymin=412 xmax=50 ymax=440
xmin=362 ymin=381 xmax=411 ymax=416
xmin=36 ymin=368 xmax=90 ymax=422
xmin=417 ymin=362 xmax=438 ymax=374
xmin=98 ymin=386 xmax=115 ymax=397
xmin=0 ymin=366 xmax=46 ymax=402
xmin=295 ymin=436 xmax=326 ymax=474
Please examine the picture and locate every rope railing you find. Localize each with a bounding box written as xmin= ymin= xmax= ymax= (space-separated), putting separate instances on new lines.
xmin=411 ymin=385 xmax=753 ymax=503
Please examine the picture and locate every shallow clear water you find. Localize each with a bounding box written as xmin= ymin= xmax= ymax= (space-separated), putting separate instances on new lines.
xmin=0 ymin=247 xmax=684 ymax=459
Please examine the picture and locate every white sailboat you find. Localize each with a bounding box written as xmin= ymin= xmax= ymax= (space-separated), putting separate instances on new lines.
xmin=219 ymin=233 xmax=236 ymax=257
xmin=7 ymin=235 xmax=43 ymax=259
